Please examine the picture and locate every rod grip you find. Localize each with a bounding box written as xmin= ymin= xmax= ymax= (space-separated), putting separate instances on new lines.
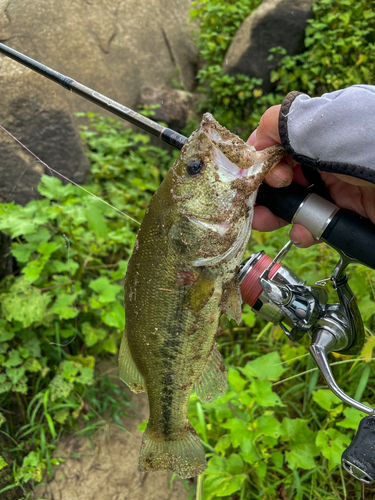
xmin=257 ymin=183 xmax=375 ymax=270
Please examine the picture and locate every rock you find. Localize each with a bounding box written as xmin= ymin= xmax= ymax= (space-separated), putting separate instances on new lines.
xmin=0 ymin=0 xmax=197 ymax=205
xmin=222 ymin=0 xmax=313 ymax=92
xmin=138 ymin=87 xmax=195 ymax=131
xmin=0 ymin=59 xmax=89 ymax=205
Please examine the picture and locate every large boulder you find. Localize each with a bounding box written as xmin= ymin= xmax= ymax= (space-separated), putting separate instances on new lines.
xmin=0 ymin=58 xmax=89 ymax=205
xmin=138 ymin=86 xmax=197 ymax=131
xmin=0 ymin=0 xmax=197 ymax=205
xmin=222 ymin=0 xmax=313 ymax=92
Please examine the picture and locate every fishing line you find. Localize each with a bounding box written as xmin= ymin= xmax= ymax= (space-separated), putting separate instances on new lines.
xmin=0 ymin=124 xmax=141 ymax=226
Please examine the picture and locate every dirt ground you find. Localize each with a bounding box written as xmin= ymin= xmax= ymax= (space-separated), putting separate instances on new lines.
xmin=33 ymin=365 xmax=191 ymax=500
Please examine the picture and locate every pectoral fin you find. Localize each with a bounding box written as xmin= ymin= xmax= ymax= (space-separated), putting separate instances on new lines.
xmin=221 ymin=277 xmax=243 ymax=325
xmin=184 ymin=269 xmax=216 ymax=312
xmin=118 ymin=330 xmax=146 ymax=393
xmin=195 ymin=344 xmax=227 ymax=403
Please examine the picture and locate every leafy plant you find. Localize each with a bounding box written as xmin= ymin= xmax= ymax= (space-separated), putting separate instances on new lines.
xmin=272 ymin=0 xmax=375 ymax=94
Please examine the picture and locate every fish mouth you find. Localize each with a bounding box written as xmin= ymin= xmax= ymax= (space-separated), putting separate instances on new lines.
xmin=201 ymin=112 xmax=282 ymax=181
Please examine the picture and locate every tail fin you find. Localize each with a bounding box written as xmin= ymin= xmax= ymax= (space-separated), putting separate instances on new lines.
xmin=139 ymin=423 xmax=206 ymax=478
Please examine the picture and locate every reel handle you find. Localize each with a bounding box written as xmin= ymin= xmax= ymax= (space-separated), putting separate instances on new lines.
xmin=257 ymin=183 xmax=375 ymax=270
xmin=342 ymin=416 xmax=375 ymax=484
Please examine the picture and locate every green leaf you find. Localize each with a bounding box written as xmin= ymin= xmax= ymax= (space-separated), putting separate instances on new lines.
xmin=101 ymin=302 xmax=125 ymax=329
xmin=281 ymin=418 xmax=320 ymax=470
xmin=37 ymin=175 xmax=76 ymax=200
xmin=81 ymin=322 xmax=107 ymax=348
xmin=53 ymin=408 xmax=70 ymax=424
xmin=61 ymin=361 xmax=80 ymax=381
xmin=205 ymin=455 xmax=227 ymax=475
xmin=253 ymin=414 xmax=281 ymax=440
xmin=138 ymin=420 xmax=148 ymax=432
xmin=51 ymin=293 xmax=79 ymax=319
xmin=240 ymin=438 xmax=260 ymax=464
xmin=337 ymin=407 xmax=367 ymax=430
xmin=23 ymin=358 xmax=42 ymax=373
xmin=227 ymin=367 xmax=247 ymax=392
xmin=215 ymin=434 xmax=232 ymax=455
xmin=220 ymin=417 xmax=249 ymax=448
xmin=22 ymin=259 xmax=45 ymax=283
xmin=13 ymin=375 xmax=28 ymax=394
xmin=19 ymin=346 xmax=30 ymax=359
xmin=75 ymin=367 xmax=94 ymax=385
xmin=226 ymin=453 xmax=244 ymax=475
xmin=100 ymin=334 xmax=118 ymax=354
xmin=0 ymin=373 xmax=12 ymax=394
xmin=204 ymin=455 xmax=246 ymax=497
xmin=12 ymin=242 xmax=39 ymax=263
xmin=53 ymin=260 xmax=79 ymax=274
xmin=37 ymin=241 xmax=61 ymax=258
xmin=0 ymin=331 xmax=15 ymax=342
xmin=85 ymin=203 xmax=108 ymax=239
xmin=240 ymin=352 xmax=286 ymax=381
xmin=0 ymin=456 xmax=8 ymax=470
xmin=89 ymin=277 xmax=122 ymax=303
xmin=23 ymin=337 xmax=41 ymax=358
xmin=316 ymin=428 xmax=351 ymax=471
xmin=249 ymin=379 xmax=282 ymax=407
xmin=49 ymin=374 xmax=74 ymax=402
xmin=6 ymin=365 xmax=25 ymax=384
xmin=312 ymin=389 xmax=341 ymax=411
xmin=242 ymin=304 xmax=256 ymax=327
xmin=67 ymin=354 xmax=95 ymax=370
xmin=110 ymin=260 xmax=128 ymax=280
xmin=0 ymin=382 xmax=12 ymax=394
xmin=1 ymin=279 xmax=51 ymax=327
xmin=3 ymin=349 xmax=22 ymax=368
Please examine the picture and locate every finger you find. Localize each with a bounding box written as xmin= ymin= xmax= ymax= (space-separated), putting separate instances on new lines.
xmin=251 ymin=105 xmax=281 ymax=150
xmin=333 ymin=173 xmax=375 ymax=188
xmin=248 ymin=128 xmax=257 ymax=146
xmin=289 ymin=224 xmax=318 ymax=248
xmin=263 ymin=161 xmax=294 ymax=188
xmin=253 ymin=205 xmax=288 ymax=232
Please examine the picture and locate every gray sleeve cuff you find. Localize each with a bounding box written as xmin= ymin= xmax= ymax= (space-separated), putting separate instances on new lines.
xmin=278 ymin=85 xmax=375 ymax=184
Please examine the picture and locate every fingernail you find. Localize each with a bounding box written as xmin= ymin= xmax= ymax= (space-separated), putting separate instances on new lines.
xmin=270 ymin=169 xmax=291 ymax=187
xmin=247 ymin=129 xmax=257 ymax=146
xmin=290 ymin=237 xmax=301 ymax=247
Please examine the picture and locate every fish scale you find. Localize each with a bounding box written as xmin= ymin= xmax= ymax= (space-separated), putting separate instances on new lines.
xmin=118 ymin=113 xmax=285 ymax=478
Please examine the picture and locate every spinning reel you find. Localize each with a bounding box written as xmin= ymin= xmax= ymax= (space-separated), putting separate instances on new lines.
xmin=239 ymin=241 xmax=375 ymax=484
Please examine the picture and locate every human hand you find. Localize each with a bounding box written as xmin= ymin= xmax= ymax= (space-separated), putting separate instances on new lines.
xmin=248 ymin=105 xmax=375 ymax=248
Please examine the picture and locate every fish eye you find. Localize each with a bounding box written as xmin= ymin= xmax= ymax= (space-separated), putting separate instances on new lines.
xmin=187 ymin=158 xmax=203 ymax=176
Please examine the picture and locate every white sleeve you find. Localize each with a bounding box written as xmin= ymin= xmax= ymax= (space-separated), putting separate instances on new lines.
xmin=278 ymin=85 xmax=375 ymax=185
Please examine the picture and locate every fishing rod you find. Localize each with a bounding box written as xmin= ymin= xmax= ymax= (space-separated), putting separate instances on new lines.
xmin=0 ymin=42 xmax=375 ymax=270
xmin=2 ymin=42 xmax=375 ymax=484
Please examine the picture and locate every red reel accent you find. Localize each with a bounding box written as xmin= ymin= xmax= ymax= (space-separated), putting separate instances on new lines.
xmin=240 ymin=254 xmax=281 ymax=307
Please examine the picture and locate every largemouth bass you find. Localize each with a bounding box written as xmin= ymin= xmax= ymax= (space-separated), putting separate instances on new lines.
xmin=119 ymin=114 xmax=284 ymax=478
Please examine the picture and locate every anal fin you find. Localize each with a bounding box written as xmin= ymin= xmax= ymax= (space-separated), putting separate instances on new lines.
xmin=118 ymin=331 xmax=146 ymax=393
xmin=221 ymin=277 xmax=242 ymax=324
xmin=195 ymin=343 xmax=227 ymax=403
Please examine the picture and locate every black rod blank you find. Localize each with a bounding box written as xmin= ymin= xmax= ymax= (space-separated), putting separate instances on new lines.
xmin=0 ymin=42 xmax=188 ymax=150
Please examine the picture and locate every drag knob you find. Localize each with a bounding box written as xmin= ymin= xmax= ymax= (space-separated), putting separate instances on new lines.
xmin=342 ymin=415 xmax=375 ymax=484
